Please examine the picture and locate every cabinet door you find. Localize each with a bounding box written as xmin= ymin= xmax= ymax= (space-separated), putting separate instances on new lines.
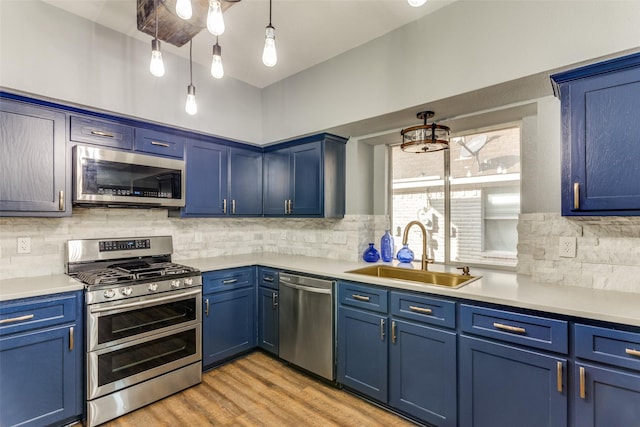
xmin=459 ymin=335 xmax=567 ymax=427
xmin=183 ymin=139 xmax=228 ymax=216
xmin=202 ymin=287 xmax=255 ymax=367
xmin=258 ymin=287 xmax=278 ymax=355
xmin=263 ymin=148 xmax=290 ymax=215
xmin=574 ymin=362 xmax=640 ymax=427
xmin=0 ymin=324 xmax=78 ymax=427
xmin=0 ymin=99 xmax=68 ymax=215
xmin=134 ymin=128 xmax=185 ymax=159
xmin=229 ymin=148 xmax=262 ymax=215
xmin=290 ymin=141 xmax=322 ymax=216
xmin=337 ymin=306 xmax=388 ymax=402
xmin=389 ymin=319 xmax=457 ymax=427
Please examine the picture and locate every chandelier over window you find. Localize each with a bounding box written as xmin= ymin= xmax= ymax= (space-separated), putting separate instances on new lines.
xmin=400 ymin=111 xmax=450 ymax=153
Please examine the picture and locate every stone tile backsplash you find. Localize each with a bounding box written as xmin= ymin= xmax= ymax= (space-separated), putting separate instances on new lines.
xmin=0 ymin=208 xmax=390 ymax=280
xmin=518 ymin=213 xmax=640 ymax=293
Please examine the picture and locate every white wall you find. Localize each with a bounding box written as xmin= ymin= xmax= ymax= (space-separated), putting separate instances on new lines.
xmin=0 ymin=0 xmax=263 ymax=144
xmin=261 ymin=1 xmax=640 ymax=142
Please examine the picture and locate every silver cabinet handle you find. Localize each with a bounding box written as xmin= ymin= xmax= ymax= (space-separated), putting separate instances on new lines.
xmin=392 ymin=321 xmax=397 ymax=344
xmin=232 ymin=199 xmax=236 ymax=214
xmin=263 ymin=276 xmax=275 ymax=283
xmin=150 ymin=141 xmax=170 ymax=147
xmin=58 ymin=190 xmax=64 ymax=211
xmin=288 ymin=199 xmax=293 ymax=214
xmin=222 ymin=279 xmax=238 ymax=284
xmin=352 ymin=294 xmax=370 ymax=302
xmin=409 ymin=305 xmax=432 ymax=315
xmin=380 ymin=318 xmax=385 ymax=341
xmin=205 ymin=298 xmax=210 ymax=317
xmin=69 ymin=326 xmax=74 ymax=351
xmin=284 ymin=199 xmax=288 ymax=214
xmin=0 ymin=314 xmax=34 ymax=324
xmin=90 ymin=130 xmax=114 ymax=138
xmin=223 ymin=198 xmax=227 ymax=214
xmin=272 ymin=292 xmax=278 ymax=308
xmin=493 ymin=322 xmax=526 ymax=334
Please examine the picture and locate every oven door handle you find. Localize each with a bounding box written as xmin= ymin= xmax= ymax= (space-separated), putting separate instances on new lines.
xmin=89 ymin=288 xmax=201 ymax=313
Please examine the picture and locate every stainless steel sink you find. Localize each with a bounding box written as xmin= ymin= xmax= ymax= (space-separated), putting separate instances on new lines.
xmin=345 ymin=265 xmax=480 ymax=288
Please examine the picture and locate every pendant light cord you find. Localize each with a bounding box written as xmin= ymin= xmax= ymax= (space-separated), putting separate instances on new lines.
xmin=154 ymin=0 xmax=158 ymax=40
xmin=189 ymin=39 xmax=193 ymax=84
xmin=269 ymin=0 xmax=272 ymax=25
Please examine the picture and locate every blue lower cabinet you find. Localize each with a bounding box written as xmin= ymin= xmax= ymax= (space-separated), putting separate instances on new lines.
xmin=574 ymin=362 xmax=640 ymax=427
xmin=257 ymin=286 xmax=279 ymax=355
xmin=202 ymin=287 xmax=256 ymax=367
xmin=389 ymin=319 xmax=457 ymax=427
xmin=459 ymin=335 xmax=568 ymax=427
xmin=337 ymin=306 xmax=388 ymax=402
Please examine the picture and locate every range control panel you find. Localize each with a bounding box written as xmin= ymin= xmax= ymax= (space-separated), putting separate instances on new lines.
xmin=99 ymin=239 xmax=151 ymax=252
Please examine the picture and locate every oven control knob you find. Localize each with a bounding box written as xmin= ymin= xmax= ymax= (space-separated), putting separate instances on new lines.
xmin=103 ymin=289 xmax=116 ymax=299
xmin=148 ymin=283 xmax=158 ymax=292
xmin=171 ymin=280 xmax=181 ymax=289
xmin=184 ymin=277 xmax=194 ymax=286
xmin=120 ymin=287 xmax=133 ymax=296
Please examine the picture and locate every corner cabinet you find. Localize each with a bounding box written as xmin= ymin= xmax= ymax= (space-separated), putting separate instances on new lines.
xmin=551 ymin=52 xmax=640 ymax=216
xmin=0 ymin=96 xmax=69 ymax=216
xmin=0 ymin=291 xmax=84 ymax=427
xmin=178 ymin=140 xmax=262 ymax=217
xmin=263 ymin=133 xmax=347 ymax=218
xmin=202 ymin=267 xmax=256 ymax=368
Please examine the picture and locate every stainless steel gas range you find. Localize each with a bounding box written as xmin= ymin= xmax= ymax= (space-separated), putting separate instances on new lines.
xmin=66 ymin=236 xmax=202 ymax=427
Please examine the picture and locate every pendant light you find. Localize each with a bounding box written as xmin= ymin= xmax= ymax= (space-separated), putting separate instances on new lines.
xmin=149 ymin=0 xmax=165 ymax=77
xmin=262 ymin=0 xmax=277 ymax=67
xmin=211 ymin=37 xmax=224 ymax=79
xmin=408 ymin=0 xmax=428 ymax=7
xmin=176 ymin=0 xmax=193 ymax=20
xmin=207 ymin=0 xmax=225 ymax=36
xmin=185 ymin=40 xmax=198 ymax=115
xmin=400 ymin=111 xmax=450 ymax=153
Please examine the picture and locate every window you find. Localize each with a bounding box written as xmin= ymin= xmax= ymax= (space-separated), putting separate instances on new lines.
xmin=391 ymin=124 xmax=520 ymax=268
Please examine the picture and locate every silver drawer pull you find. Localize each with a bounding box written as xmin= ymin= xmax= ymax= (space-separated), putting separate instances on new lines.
xmin=150 ymin=141 xmax=170 ymax=147
xmin=0 ymin=314 xmax=34 ymax=324
xmin=263 ymin=276 xmax=275 ymax=282
xmin=352 ymin=294 xmax=370 ymax=302
xmin=90 ymin=130 xmax=114 ymax=138
xmin=493 ymin=322 xmax=526 ymax=334
xmin=222 ymin=279 xmax=238 ymax=284
xmin=409 ymin=305 xmax=432 ymax=315
xmin=625 ymin=348 xmax=640 ymax=357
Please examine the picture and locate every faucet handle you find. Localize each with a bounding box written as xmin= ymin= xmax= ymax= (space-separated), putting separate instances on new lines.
xmin=457 ymin=266 xmax=471 ymax=276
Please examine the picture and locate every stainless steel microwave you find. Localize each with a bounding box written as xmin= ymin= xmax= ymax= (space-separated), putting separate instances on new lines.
xmin=73 ymin=145 xmax=186 ymax=208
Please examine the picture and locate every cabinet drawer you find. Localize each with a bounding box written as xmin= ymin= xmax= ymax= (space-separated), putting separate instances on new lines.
xmin=134 ymin=128 xmax=185 ymax=159
xmin=0 ymin=292 xmax=79 ymax=337
xmin=390 ymin=291 xmax=456 ymax=329
xmin=460 ymin=304 xmax=568 ymax=354
xmin=338 ymin=281 xmax=388 ymax=313
xmin=203 ymin=267 xmax=255 ymax=293
xmin=70 ymin=115 xmax=133 ymax=149
xmin=575 ymin=323 xmax=640 ymax=372
xmin=258 ymin=267 xmax=279 ymax=290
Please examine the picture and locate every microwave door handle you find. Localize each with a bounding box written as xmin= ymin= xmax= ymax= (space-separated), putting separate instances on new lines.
xmin=89 ymin=288 xmax=201 ymax=313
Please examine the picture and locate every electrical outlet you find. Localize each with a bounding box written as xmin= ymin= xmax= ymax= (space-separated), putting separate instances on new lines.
xmin=559 ymin=237 xmax=576 ymax=258
xmin=17 ymin=237 xmax=31 ymax=254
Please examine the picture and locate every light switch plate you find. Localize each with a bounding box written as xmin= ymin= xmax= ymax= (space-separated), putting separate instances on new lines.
xmin=559 ymin=237 xmax=576 ymax=258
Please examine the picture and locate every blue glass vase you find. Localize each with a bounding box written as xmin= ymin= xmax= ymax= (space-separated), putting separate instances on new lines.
xmin=381 ymin=230 xmax=394 ymax=262
xmin=396 ymin=244 xmax=414 ymax=263
xmin=362 ymin=243 xmax=380 ymax=262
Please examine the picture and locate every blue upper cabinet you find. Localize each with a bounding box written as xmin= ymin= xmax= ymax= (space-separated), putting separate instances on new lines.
xmin=551 ymin=52 xmax=640 ymax=215
xmin=181 ymin=139 xmax=228 ymax=216
xmin=263 ymin=133 xmax=347 ymax=218
xmin=69 ymin=115 xmax=134 ymax=150
xmin=0 ymin=97 xmax=70 ymax=217
xmin=134 ymin=128 xmax=185 ymax=159
xmin=229 ymin=147 xmax=262 ymax=216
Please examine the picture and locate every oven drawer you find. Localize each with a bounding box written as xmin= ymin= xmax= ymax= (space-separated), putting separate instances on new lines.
xmin=203 ymin=267 xmax=255 ymax=293
xmin=0 ymin=292 xmax=79 ymax=337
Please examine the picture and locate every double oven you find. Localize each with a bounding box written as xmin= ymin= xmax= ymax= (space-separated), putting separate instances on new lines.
xmin=66 ymin=236 xmax=202 ymax=427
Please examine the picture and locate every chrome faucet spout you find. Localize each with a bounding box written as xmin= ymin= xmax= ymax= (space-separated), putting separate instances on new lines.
xmin=401 ymin=220 xmax=434 ymax=271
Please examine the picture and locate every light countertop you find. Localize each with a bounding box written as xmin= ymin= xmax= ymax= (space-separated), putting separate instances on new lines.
xmin=2 ymin=254 xmax=640 ymax=328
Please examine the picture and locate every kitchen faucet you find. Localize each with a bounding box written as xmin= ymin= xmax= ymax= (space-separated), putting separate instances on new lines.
xmin=402 ymin=220 xmax=434 ymax=271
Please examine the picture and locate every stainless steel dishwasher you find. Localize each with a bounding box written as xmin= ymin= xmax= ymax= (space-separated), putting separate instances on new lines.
xmin=279 ymin=272 xmax=335 ymax=381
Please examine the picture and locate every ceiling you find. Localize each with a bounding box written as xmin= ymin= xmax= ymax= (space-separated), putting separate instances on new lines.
xmin=42 ymin=0 xmax=455 ymax=88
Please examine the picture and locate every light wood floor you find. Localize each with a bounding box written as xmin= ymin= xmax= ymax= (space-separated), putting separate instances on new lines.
xmin=102 ymin=351 xmax=417 ymax=426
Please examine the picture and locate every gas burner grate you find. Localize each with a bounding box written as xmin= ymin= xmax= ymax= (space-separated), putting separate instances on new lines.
xmin=76 ymin=269 xmax=135 ymax=286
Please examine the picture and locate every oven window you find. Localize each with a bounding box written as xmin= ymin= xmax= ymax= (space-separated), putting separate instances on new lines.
xmin=98 ymin=298 xmax=197 ymax=345
xmin=98 ymin=329 xmax=197 ymax=387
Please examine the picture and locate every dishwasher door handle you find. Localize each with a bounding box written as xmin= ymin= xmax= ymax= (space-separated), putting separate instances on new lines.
xmin=279 ymin=281 xmax=332 ymax=295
